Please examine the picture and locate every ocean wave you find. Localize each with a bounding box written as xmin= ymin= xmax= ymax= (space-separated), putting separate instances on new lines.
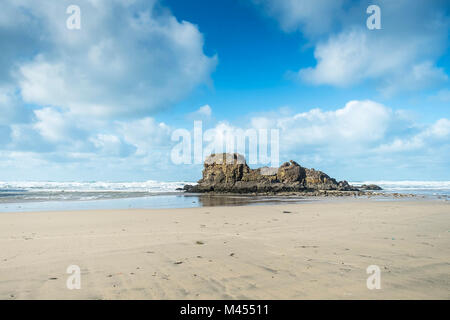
xmin=350 ymin=181 xmax=450 ymax=197
xmin=0 ymin=180 xmax=448 ymax=204
xmin=351 ymin=181 xmax=450 ymax=190
xmin=0 ymin=180 xmax=196 ymax=193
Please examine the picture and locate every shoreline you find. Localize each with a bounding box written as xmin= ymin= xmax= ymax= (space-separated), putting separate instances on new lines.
xmin=0 ymin=192 xmax=442 ymax=214
xmin=1 ymin=200 xmax=449 ymax=299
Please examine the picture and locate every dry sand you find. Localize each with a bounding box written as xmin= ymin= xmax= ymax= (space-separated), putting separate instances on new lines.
xmin=0 ymin=200 xmax=449 ymax=300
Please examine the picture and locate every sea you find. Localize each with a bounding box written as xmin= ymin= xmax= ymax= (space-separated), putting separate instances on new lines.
xmin=0 ymin=180 xmax=449 ymax=212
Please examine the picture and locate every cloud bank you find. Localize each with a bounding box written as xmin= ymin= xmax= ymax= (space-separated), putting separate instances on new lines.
xmin=254 ymin=0 xmax=450 ymax=95
xmin=0 ymin=1 xmax=448 ymax=181
xmin=0 ymin=0 xmax=217 ymax=179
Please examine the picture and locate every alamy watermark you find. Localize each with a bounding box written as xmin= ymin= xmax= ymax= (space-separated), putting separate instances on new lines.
xmin=171 ymin=121 xmax=279 ymax=168
xmin=366 ymin=265 xmax=381 ymax=290
xmin=66 ymin=5 xmax=81 ymax=30
xmin=66 ymin=265 xmax=81 ymax=290
xmin=366 ymin=5 xmax=381 ymax=30
xmin=65 ymin=4 xmax=380 ymax=31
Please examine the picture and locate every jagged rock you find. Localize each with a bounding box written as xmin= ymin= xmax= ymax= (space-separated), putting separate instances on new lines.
xmin=200 ymin=153 xmax=248 ymax=185
xmin=189 ymin=153 xmax=358 ymax=194
xmin=338 ymin=180 xmax=352 ymax=189
xmin=304 ymin=168 xmax=336 ymax=189
xmin=183 ymin=184 xmax=195 ymax=192
xmin=277 ymin=161 xmax=306 ymax=183
xmin=359 ymin=184 xmax=383 ymax=190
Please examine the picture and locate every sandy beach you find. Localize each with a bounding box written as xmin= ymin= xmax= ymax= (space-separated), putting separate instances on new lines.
xmin=0 ymin=200 xmax=449 ymax=300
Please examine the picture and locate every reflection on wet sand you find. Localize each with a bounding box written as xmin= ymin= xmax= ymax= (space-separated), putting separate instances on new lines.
xmin=189 ymin=194 xmax=309 ymax=207
xmin=0 ymin=193 xmax=312 ymax=213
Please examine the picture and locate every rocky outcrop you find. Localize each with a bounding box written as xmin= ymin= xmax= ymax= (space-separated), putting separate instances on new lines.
xmin=304 ymin=168 xmax=353 ymax=190
xmin=187 ymin=153 xmax=366 ymax=194
xmin=277 ymin=161 xmax=306 ymax=183
xmin=200 ymin=153 xmax=248 ymax=185
xmin=360 ymin=184 xmax=383 ymax=190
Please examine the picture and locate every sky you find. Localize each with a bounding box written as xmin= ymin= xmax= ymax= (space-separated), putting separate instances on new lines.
xmin=0 ymin=0 xmax=449 ymax=182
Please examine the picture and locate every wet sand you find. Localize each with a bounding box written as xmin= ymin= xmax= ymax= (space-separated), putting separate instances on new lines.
xmin=0 ymin=200 xmax=449 ymax=299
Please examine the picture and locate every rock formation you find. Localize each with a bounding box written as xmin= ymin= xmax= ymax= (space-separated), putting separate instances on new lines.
xmin=359 ymin=184 xmax=383 ymax=190
xmin=185 ymin=153 xmax=368 ymax=194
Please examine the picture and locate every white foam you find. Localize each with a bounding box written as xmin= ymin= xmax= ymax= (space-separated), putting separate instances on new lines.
xmin=350 ymin=181 xmax=450 ymax=191
xmin=0 ymin=180 xmax=196 ymax=193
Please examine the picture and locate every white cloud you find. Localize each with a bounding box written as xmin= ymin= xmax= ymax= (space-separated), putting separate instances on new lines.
xmin=33 ymin=108 xmax=73 ymax=142
xmin=30 ymin=107 xmax=172 ymax=157
xmin=2 ymin=98 xmax=449 ymax=180
xmin=298 ymin=29 xmax=410 ymax=87
xmin=117 ymin=117 xmax=172 ymax=155
xmin=298 ymin=26 xmax=448 ymax=93
xmin=429 ymin=118 xmax=450 ymax=138
xmin=380 ymin=61 xmax=448 ymax=97
xmin=205 ymin=100 xmax=448 ymax=162
xmin=197 ymin=105 xmax=212 ymax=117
xmin=201 ymin=100 xmax=393 ymax=160
xmin=253 ymin=0 xmax=345 ymax=35
xmin=20 ymin=99 xmax=446 ymax=167
xmin=4 ymin=0 xmax=217 ymax=118
xmin=255 ymin=0 xmax=449 ymax=94
xmin=0 ymin=0 xmax=217 ymax=174
xmin=255 ymin=100 xmax=393 ymax=154
xmin=89 ymin=133 xmax=136 ymax=157
xmin=0 ymin=1 xmax=448 ymax=180
xmin=376 ymin=118 xmax=450 ymax=153
xmin=187 ymin=104 xmax=213 ymax=120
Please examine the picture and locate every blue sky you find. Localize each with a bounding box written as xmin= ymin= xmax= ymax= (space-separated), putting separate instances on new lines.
xmin=0 ymin=0 xmax=449 ymax=182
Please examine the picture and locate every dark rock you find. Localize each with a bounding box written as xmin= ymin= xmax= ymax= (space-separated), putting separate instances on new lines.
xmin=183 ymin=184 xmax=195 ymax=192
xmin=359 ymin=184 xmax=383 ymax=190
xmin=277 ymin=161 xmax=306 ymax=183
xmin=305 ymin=168 xmax=343 ymax=190
xmin=189 ymin=153 xmax=358 ymax=194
